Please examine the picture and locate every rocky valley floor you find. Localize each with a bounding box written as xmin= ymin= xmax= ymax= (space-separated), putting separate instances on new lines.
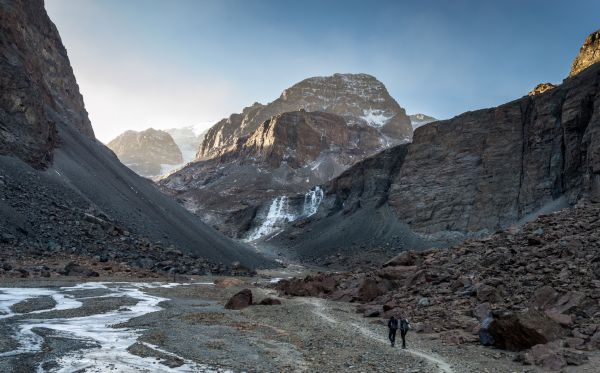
xmin=0 ymin=275 xmax=599 ymax=372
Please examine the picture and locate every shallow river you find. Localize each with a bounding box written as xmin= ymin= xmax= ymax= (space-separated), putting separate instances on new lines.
xmin=0 ymin=282 xmax=228 ymax=372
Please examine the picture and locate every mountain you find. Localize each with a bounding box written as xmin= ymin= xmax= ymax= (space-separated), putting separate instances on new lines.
xmin=0 ymin=0 xmax=270 ymax=270
xmin=199 ymin=73 xmax=412 ymax=160
xmin=107 ymin=129 xmax=183 ymax=178
xmin=161 ymin=75 xmax=413 ymax=238
xmin=264 ymin=29 xmax=600 ymax=264
xmin=409 ymin=113 xmax=437 ymax=129
xmin=165 ymin=124 xmax=208 ymax=164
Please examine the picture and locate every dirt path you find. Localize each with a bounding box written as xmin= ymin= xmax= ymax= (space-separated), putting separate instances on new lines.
xmin=303 ymin=297 xmax=453 ymax=373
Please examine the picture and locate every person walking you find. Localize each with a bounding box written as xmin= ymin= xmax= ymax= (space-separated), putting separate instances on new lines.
xmin=388 ymin=315 xmax=399 ymax=347
xmin=399 ymin=317 xmax=411 ymax=349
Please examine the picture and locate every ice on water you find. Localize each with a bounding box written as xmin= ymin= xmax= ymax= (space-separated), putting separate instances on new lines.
xmin=0 ymin=282 xmax=226 ymax=372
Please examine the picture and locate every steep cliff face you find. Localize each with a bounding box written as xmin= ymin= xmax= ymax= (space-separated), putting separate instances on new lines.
xmin=233 ymin=110 xmax=386 ymax=168
xmin=198 ymin=73 xmax=412 ymax=160
xmin=162 ymin=110 xmax=394 ymax=238
xmin=267 ymin=32 xmax=600 ymax=261
xmin=107 ymin=128 xmax=183 ymax=178
xmin=570 ymin=28 xmax=600 ymax=77
xmin=0 ymin=0 xmax=270 ymax=268
xmin=389 ymin=63 xmax=600 ymax=239
xmin=0 ymin=0 xmax=93 ymax=168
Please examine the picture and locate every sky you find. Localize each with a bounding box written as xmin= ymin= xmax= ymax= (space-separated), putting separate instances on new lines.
xmin=45 ymin=0 xmax=600 ymax=143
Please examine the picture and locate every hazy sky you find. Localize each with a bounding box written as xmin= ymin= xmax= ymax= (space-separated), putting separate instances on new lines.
xmin=45 ymin=0 xmax=600 ymax=143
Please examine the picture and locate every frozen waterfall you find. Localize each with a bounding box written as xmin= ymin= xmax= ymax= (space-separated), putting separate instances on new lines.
xmin=246 ymin=187 xmax=324 ymax=241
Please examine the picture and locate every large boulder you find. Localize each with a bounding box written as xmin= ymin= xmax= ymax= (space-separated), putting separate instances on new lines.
xmin=377 ymin=265 xmax=417 ymax=280
xmin=275 ymin=273 xmax=338 ymax=297
xmin=487 ymin=310 xmax=568 ymax=351
xmin=60 ymin=262 xmax=99 ymax=277
xmin=357 ymin=278 xmax=386 ymax=302
xmin=224 ymin=289 xmax=253 ymax=310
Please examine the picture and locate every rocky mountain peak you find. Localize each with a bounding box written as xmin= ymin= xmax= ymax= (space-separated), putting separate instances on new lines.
xmin=198 ymin=73 xmax=411 ymax=159
xmin=409 ymin=113 xmax=437 ymax=130
xmin=107 ymin=128 xmax=183 ymax=178
xmin=570 ymin=28 xmax=600 ymax=77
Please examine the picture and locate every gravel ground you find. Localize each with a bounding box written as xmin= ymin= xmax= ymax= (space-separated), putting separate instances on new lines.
xmin=0 ymin=277 xmax=598 ymax=372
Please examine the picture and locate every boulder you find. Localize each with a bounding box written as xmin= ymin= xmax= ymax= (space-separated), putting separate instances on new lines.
xmin=383 ymin=251 xmax=417 ymax=267
xmin=377 ymin=265 xmax=417 ymax=280
xmin=531 ymin=286 xmax=559 ymax=310
xmin=488 ymin=310 xmax=568 ymax=351
xmin=528 ymin=344 xmax=567 ymax=371
xmin=476 ymin=284 xmax=501 ymax=303
xmin=473 ymin=303 xmax=491 ymax=321
xmin=224 ymin=289 xmax=253 ymax=310
xmin=258 ymin=297 xmax=281 ymax=306
xmin=61 ymin=262 xmax=99 ymax=277
xmin=413 ymin=322 xmax=434 ymax=334
xmin=545 ymin=311 xmax=573 ymax=326
xmin=548 ymin=291 xmax=585 ymax=314
xmin=215 ymin=278 xmax=245 ymax=288
xmin=563 ymin=349 xmax=588 ymax=366
xmin=362 ymin=305 xmax=382 ymax=317
xmin=357 ymin=278 xmax=385 ymax=302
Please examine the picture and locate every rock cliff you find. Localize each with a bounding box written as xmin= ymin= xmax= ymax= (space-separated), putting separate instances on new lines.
xmin=107 ymin=128 xmax=183 ymax=178
xmin=570 ymin=28 xmax=600 ymax=77
xmin=198 ymin=73 xmax=412 ymax=160
xmin=0 ymin=0 xmax=270 ymax=269
xmin=0 ymin=0 xmax=93 ymax=168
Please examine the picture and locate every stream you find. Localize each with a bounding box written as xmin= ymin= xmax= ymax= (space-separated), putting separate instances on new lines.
xmin=0 ymin=282 xmax=227 ymax=372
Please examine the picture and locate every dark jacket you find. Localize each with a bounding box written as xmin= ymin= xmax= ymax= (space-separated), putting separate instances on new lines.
xmin=388 ymin=318 xmax=399 ymax=330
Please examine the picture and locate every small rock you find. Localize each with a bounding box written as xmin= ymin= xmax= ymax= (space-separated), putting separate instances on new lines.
xmin=418 ymin=297 xmax=430 ymax=307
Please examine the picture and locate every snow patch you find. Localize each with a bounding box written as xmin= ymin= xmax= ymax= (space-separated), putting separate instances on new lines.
xmin=361 ymin=109 xmax=392 ymax=128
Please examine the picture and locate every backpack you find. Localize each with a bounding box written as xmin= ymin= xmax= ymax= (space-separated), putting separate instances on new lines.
xmin=400 ymin=319 xmax=410 ymax=332
xmin=389 ymin=318 xmax=399 ymax=330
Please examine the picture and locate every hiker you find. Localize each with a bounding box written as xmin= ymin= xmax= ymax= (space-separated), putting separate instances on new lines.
xmin=387 ymin=315 xmax=398 ymax=347
xmin=399 ymin=317 xmax=411 ymax=349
